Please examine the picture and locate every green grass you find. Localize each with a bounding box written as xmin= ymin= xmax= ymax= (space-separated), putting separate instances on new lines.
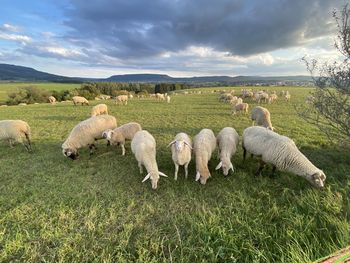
xmin=0 ymin=82 xmax=80 ymax=103
xmin=0 ymin=85 xmax=349 ymax=262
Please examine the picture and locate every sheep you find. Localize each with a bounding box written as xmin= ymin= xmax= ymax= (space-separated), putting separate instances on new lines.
xmin=284 ymin=91 xmax=291 ymax=101
xmin=232 ymin=103 xmax=249 ymax=115
xmin=115 ymin=95 xmax=128 ymax=105
xmin=193 ymin=129 xmax=217 ymax=185
xmin=48 ymin=96 xmax=56 ymax=104
xmin=0 ymin=120 xmax=32 ymax=152
xmin=216 ymin=127 xmax=239 ymax=176
xmin=18 ymin=103 xmax=27 ymax=106
xmin=102 ymin=122 xmax=142 ymax=155
xmin=91 ymin=103 xmax=108 ymax=117
xmin=131 ymin=130 xmax=168 ymax=189
xmin=251 ymin=106 xmax=274 ymax=130
xmin=62 ymin=115 xmax=117 ymax=160
xmin=254 ymin=92 xmax=269 ymax=103
xmin=167 ymin=132 xmax=192 ymax=180
xmin=72 ymin=96 xmax=89 ymax=106
xmin=129 ymin=94 xmax=134 ymax=99
xmin=155 ymin=93 xmax=165 ymax=100
xmin=166 ymin=95 xmax=171 ymax=103
xmin=268 ymin=94 xmax=278 ymax=104
xmin=242 ymin=126 xmax=326 ymax=188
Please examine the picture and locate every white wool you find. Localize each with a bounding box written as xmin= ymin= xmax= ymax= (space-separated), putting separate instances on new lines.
xmin=131 ymin=130 xmax=167 ymax=189
xmin=91 ymin=103 xmax=108 ymax=117
xmin=216 ymin=127 xmax=239 ymax=176
xmin=242 ymin=126 xmax=326 ymax=188
xmin=193 ymin=129 xmax=216 ymax=185
xmin=72 ymin=96 xmax=89 ymax=105
xmin=251 ymin=106 xmax=273 ymax=130
xmin=169 ymin=132 xmax=192 ymax=180
xmin=105 ymin=122 xmax=142 ymax=155
xmin=62 ymin=115 xmax=117 ymax=154
xmin=0 ymin=120 xmax=31 ymax=151
xmin=48 ymin=96 xmax=56 ymax=104
xmin=116 ymin=95 xmax=128 ymax=105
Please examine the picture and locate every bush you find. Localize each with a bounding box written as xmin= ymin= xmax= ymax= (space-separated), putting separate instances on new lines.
xmin=6 ymin=86 xmax=50 ymax=105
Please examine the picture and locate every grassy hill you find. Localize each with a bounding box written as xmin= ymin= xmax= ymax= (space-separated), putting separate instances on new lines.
xmin=0 ymin=85 xmax=349 ymax=262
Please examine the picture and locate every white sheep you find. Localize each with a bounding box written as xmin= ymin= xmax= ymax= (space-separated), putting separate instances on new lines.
xmin=72 ymin=96 xmax=89 ymax=106
xmin=251 ymin=106 xmax=274 ymax=130
xmin=62 ymin=115 xmax=117 ymax=159
xmin=0 ymin=120 xmax=32 ymax=152
xmin=155 ymin=93 xmax=165 ymax=101
xmin=115 ymin=95 xmax=128 ymax=105
xmin=102 ymin=122 xmax=142 ymax=155
xmin=216 ymin=127 xmax=239 ymax=176
xmin=91 ymin=103 xmax=108 ymax=117
xmin=242 ymin=126 xmax=326 ymax=188
xmin=131 ymin=130 xmax=168 ymax=189
xmin=193 ymin=129 xmax=217 ymax=185
xmin=232 ymin=103 xmax=249 ymax=115
xmin=167 ymin=132 xmax=192 ymax=180
xmin=48 ymin=96 xmax=56 ymax=104
xmin=166 ymin=95 xmax=171 ymax=103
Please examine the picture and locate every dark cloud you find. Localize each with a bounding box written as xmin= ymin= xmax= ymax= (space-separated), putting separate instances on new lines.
xmin=62 ymin=0 xmax=342 ymax=59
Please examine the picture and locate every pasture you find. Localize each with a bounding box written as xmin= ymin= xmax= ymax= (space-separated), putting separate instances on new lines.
xmin=0 ymin=85 xmax=349 ymax=262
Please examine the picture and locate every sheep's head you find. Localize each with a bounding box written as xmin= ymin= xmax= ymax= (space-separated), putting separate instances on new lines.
xmin=102 ymin=129 xmax=113 ymax=140
xmin=215 ymin=160 xmax=234 ymax=176
xmin=62 ymin=148 xmax=79 ymax=160
xmin=142 ymin=171 xmax=168 ymax=190
xmin=167 ymin=139 xmax=192 ymax=151
xmin=310 ymin=170 xmax=326 ymax=189
xmin=195 ymin=170 xmax=210 ymax=185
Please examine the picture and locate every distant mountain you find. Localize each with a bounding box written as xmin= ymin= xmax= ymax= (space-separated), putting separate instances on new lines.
xmin=0 ymin=63 xmax=83 ymax=82
xmin=0 ymin=63 xmax=312 ymax=83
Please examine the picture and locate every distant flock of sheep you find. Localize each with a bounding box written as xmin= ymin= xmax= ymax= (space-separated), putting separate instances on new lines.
xmin=0 ymin=89 xmax=327 ymax=190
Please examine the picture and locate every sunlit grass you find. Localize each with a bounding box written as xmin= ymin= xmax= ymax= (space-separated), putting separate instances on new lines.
xmin=0 ymin=85 xmax=349 ymax=262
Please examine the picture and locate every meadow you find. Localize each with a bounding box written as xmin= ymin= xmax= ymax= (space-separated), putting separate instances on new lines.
xmin=0 ymin=84 xmax=349 ymax=262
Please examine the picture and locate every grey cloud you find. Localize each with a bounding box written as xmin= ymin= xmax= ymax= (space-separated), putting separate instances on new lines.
xmin=61 ymin=0 xmax=343 ymax=59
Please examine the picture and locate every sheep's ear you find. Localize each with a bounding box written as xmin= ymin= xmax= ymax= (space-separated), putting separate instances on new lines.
xmin=159 ymin=172 xmax=168 ymax=177
xmin=142 ymin=173 xmax=151 ymax=182
xmin=195 ymin=172 xmax=200 ymax=181
xmin=167 ymin=140 xmax=176 ymax=147
xmin=184 ymin=141 xmax=193 ymax=149
xmin=215 ymin=161 xmax=222 ymax=170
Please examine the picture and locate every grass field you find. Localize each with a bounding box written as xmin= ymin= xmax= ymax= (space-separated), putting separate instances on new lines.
xmin=0 ymin=82 xmax=80 ymax=104
xmin=0 ymin=85 xmax=349 ymax=262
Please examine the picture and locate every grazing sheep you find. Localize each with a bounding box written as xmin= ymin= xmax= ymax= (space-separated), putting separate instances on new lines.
xmin=254 ymin=92 xmax=269 ymax=103
xmin=48 ymin=96 xmax=56 ymax=104
xmin=193 ymin=129 xmax=217 ymax=185
xmin=102 ymin=122 xmax=142 ymax=155
xmin=91 ymin=103 xmax=108 ymax=117
xmin=242 ymin=126 xmax=326 ymax=188
xmin=0 ymin=120 xmax=32 ymax=152
xmin=131 ymin=130 xmax=168 ymax=189
xmin=268 ymin=94 xmax=278 ymax=104
xmin=115 ymin=95 xmax=128 ymax=105
xmin=155 ymin=93 xmax=165 ymax=101
xmin=251 ymin=106 xmax=274 ymax=130
xmin=168 ymin=132 xmax=192 ymax=180
xmin=232 ymin=103 xmax=249 ymax=115
xmin=284 ymin=91 xmax=291 ymax=101
xmin=72 ymin=96 xmax=89 ymax=106
xmin=62 ymin=115 xmax=117 ymax=160
xmin=166 ymin=95 xmax=171 ymax=103
xmin=216 ymin=127 xmax=239 ymax=176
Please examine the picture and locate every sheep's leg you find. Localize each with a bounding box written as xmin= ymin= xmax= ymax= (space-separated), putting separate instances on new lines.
xmin=24 ymin=133 xmax=32 ymax=152
xmin=107 ymin=141 xmax=111 ymax=147
xmin=255 ymin=160 xmax=265 ymax=177
xmin=243 ymin=146 xmax=247 ymax=162
xmin=184 ymin=163 xmax=189 ymax=179
xmin=121 ymin=144 xmax=126 ymax=156
xmin=174 ymin=163 xmax=179 ymax=180
xmin=138 ymin=162 xmax=143 ymax=174
xmin=270 ymin=165 xmax=277 ymax=178
xmin=89 ymin=144 xmax=96 ymax=155
xmin=8 ymin=139 xmax=14 ymax=148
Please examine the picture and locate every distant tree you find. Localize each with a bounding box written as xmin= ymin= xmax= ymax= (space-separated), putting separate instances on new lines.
xmin=299 ymin=4 xmax=350 ymax=144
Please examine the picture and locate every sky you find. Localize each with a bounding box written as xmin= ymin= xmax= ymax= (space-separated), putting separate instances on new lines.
xmin=0 ymin=0 xmax=346 ymax=78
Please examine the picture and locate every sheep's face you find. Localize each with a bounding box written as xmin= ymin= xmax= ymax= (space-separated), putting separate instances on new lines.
xmin=196 ymin=171 xmax=210 ymax=185
xmin=151 ymin=173 xmax=160 ymax=190
xmin=310 ymin=171 xmax=326 ymax=188
xmin=102 ymin=129 xmax=113 ymax=140
xmin=175 ymin=140 xmax=185 ymax=152
xmin=62 ymin=148 xmax=78 ymax=160
xmin=215 ymin=161 xmax=234 ymax=176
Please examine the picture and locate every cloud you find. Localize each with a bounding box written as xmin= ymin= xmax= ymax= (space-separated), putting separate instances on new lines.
xmin=0 ymin=32 xmax=31 ymax=44
xmin=1 ymin=23 xmax=20 ymax=32
xmin=62 ymin=0 xmax=342 ymax=60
